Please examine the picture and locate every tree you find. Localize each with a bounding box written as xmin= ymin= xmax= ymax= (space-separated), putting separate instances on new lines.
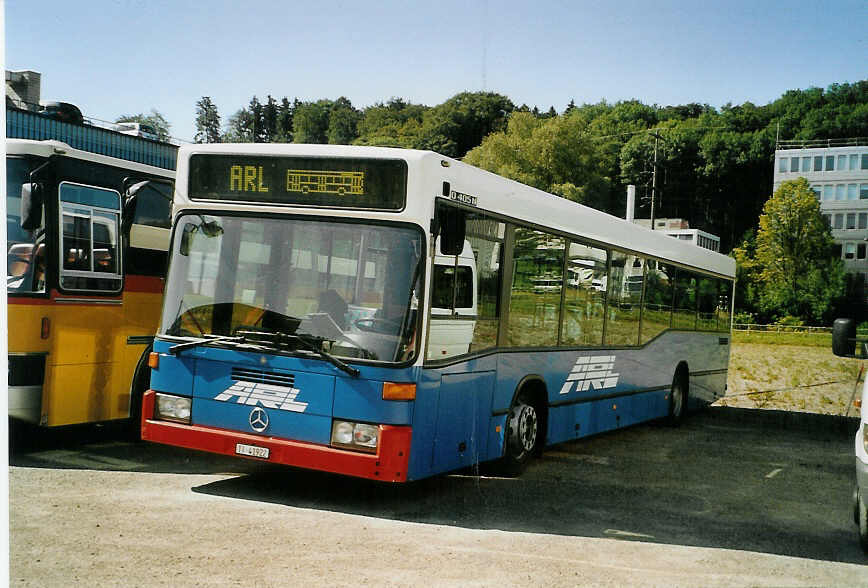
xmin=327 ymin=97 xmax=360 ymax=144
xmin=115 ymin=110 xmax=171 ymax=141
xmin=224 ymin=108 xmax=253 ymax=142
xmin=748 ymin=178 xmax=846 ymax=323
xmin=419 ymin=91 xmax=514 ymax=158
xmin=262 ymin=95 xmax=279 ymax=142
xmin=193 ymin=97 xmax=221 ymax=143
xmin=292 ymin=100 xmax=331 ymax=144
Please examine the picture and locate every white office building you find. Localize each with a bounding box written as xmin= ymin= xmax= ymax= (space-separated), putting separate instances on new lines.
xmin=773 ymin=141 xmax=868 ymax=282
xmin=632 ymin=218 xmax=720 ymax=252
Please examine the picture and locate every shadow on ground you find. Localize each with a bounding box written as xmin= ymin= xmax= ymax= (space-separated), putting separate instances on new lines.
xmin=10 ymin=407 xmax=866 ymax=564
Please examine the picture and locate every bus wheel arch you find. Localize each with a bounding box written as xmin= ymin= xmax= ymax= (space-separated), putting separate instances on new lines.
xmin=127 ymin=344 xmax=153 ymax=439
xmin=667 ymin=361 xmax=689 ymax=426
xmin=501 ymin=376 xmax=548 ymax=475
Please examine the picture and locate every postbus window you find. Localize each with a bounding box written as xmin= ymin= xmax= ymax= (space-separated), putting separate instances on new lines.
xmin=58 ymin=182 xmax=122 ymax=292
xmin=561 ymin=241 xmax=607 ymax=346
xmin=131 ymin=181 xmax=172 ymax=228
xmin=641 ymin=262 xmax=673 ymax=343
xmin=507 ymin=227 xmax=564 ymax=347
xmin=605 ymin=251 xmax=641 ymax=346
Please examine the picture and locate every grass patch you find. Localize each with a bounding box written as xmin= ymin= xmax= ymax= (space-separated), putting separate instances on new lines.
xmin=731 ymin=330 xmax=831 ymax=347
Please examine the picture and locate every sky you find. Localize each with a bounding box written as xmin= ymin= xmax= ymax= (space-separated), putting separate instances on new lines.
xmin=5 ymin=0 xmax=867 ymax=142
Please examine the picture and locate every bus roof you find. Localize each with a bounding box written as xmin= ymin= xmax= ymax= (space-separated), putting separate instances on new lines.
xmin=175 ymin=143 xmax=735 ymax=279
xmin=7 ymin=138 xmax=174 ymax=179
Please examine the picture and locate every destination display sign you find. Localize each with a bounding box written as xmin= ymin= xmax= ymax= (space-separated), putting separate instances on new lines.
xmin=188 ymin=155 xmax=407 ymax=210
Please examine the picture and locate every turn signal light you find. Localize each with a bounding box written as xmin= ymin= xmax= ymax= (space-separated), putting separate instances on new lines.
xmin=148 ymin=352 xmax=160 ymax=370
xmin=40 ymin=317 xmax=50 ymax=339
xmin=383 ymin=382 xmax=416 ymax=401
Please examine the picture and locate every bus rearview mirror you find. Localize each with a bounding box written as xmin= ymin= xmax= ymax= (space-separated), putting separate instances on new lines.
xmin=20 ymin=183 xmax=44 ymax=231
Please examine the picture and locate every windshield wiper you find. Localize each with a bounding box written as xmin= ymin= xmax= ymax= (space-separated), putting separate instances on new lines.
xmin=168 ymin=334 xmax=248 ymax=355
xmin=235 ymin=330 xmax=360 ymax=377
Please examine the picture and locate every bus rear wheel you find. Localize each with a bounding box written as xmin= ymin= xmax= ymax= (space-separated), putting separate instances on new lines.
xmin=667 ymin=370 xmax=687 ymax=426
xmin=857 ymin=486 xmax=868 ymax=553
xmin=501 ymin=394 xmax=539 ymax=476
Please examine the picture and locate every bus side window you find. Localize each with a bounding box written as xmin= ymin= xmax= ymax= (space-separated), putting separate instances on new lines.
xmin=59 ymin=182 xmax=122 ymax=292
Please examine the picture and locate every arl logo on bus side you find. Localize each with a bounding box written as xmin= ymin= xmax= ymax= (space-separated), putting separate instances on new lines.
xmin=559 ymin=355 xmax=620 ymax=394
xmin=214 ymin=381 xmax=309 ymax=412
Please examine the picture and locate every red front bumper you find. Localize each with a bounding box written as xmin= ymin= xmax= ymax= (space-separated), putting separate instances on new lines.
xmin=140 ymin=390 xmax=412 ymax=482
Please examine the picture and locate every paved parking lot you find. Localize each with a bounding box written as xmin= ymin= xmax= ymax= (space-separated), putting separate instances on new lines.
xmin=9 ymin=407 xmax=868 ymax=585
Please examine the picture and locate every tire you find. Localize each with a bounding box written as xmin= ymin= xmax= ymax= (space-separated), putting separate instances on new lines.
xmin=500 ymin=393 xmax=540 ymax=476
xmin=857 ymin=486 xmax=868 ymax=554
xmin=667 ymin=371 xmax=687 ymax=426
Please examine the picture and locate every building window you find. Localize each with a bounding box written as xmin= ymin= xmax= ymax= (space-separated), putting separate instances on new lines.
xmin=861 ymin=184 xmax=868 ymax=200
xmin=848 ymin=184 xmax=859 ymax=200
xmin=859 ymin=244 xmax=866 ymax=260
xmin=815 ymin=156 xmax=824 ymax=171
xmin=801 ymin=157 xmax=811 ymax=172
xmin=812 ymin=186 xmax=821 ymax=199
xmin=838 ymin=155 xmax=848 ymax=170
xmin=850 ymin=154 xmax=859 ymax=171
xmin=778 ymin=158 xmax=788 ymax=173
xmin=836 ymin=185 xmax=845 ymax=200
xmin=862 ymin=154 xmax=868 ymax=170
xmin=823 ymin=185 xmax=834 ymax=200
xmin=847 ymin=213 xmax=857 ymax=229
xmin=790 ymin=157 xmax=800 ymax=173
xmin=859 ymin=213 xmax=867 ymax=230
xmin=826 ymin=156 xmax=835 ymax=171
xmin=834 ymin=214 xmax=843 ymax=229
xmin=845 ymin=243 xmax=856 ymax=259
xmin=823 ymin=214 xmax=832 ymax=227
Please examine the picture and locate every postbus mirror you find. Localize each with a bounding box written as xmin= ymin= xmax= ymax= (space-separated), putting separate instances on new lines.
xmin=832 ymin=318 xmax=857 ymax=357
xmin=439 ymin=207 xmax=466 ymax=256
xmin=179 ymin=223 xmax=197 ymax=256
xmin=20 ymin=183 xmax=44 ymax=231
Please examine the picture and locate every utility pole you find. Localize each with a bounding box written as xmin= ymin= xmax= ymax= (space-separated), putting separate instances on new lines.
xmin=650 ymin=131 xmax=660 ymax=230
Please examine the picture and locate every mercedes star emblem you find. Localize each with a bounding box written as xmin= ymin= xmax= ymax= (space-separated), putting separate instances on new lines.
xmin=249 ymin=407 xmax=269 ymax=433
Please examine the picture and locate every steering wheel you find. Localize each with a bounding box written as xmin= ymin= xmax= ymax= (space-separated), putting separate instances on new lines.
xmin=353 ymin=317 xmax=401 ymax=334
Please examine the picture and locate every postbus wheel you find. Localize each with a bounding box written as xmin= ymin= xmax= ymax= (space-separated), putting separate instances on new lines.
xmin=667 ymin=367 xmax=688 ymax=426
xmin=500 ymin=392 xmax=540 ymax=476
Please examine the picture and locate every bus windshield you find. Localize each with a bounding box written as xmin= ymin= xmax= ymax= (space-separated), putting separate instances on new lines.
xmin=160 ymin=214 xmax=423 ymax=363
xmin=7 ymin=157 xmax=45 ymax=293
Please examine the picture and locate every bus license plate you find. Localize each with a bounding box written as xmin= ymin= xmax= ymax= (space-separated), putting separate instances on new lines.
xmin=235 ymin=443 xmax=269 ymax=459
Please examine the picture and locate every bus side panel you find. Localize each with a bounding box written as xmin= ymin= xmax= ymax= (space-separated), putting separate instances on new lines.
xmin=43 ymin=300 xmax=126 ymax=425
xmin=8 ymin=299 xmax=53 ymax=423
xmin=411 ymin=355 xmax=497 ymax=480
xmin=490 ymin=330 xmax=729 ymax=450
xmin=120 ymin=278 xmax=165 ymax=414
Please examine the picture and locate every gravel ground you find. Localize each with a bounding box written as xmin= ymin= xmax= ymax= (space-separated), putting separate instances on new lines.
xmin=9 ymin=467 xmax=868 ymax=587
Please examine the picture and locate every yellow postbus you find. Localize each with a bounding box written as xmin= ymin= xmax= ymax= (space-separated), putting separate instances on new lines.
xmin=7 ymin=129 xmax=175 ymax=431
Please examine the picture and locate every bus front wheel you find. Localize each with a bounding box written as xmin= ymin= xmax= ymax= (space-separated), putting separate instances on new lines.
xmin=501 ymin=394 xmax=539 ymax=476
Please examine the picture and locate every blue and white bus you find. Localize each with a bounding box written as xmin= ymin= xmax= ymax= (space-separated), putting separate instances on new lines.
xmin=141 ymin=144 xmax=735 ymax=482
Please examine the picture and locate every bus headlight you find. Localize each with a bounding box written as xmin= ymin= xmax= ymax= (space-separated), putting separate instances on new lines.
xmin=331 ymin=420 xmax=379 ymax=453
xmin=155 ymin=393 xmax=192 ymax=424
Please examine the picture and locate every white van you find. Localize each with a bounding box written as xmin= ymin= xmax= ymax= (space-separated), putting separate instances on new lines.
xmin=832 ymin=318 xmax=868 ymax=553
xmin=116 ymin=122 xmax=159 ymax=141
